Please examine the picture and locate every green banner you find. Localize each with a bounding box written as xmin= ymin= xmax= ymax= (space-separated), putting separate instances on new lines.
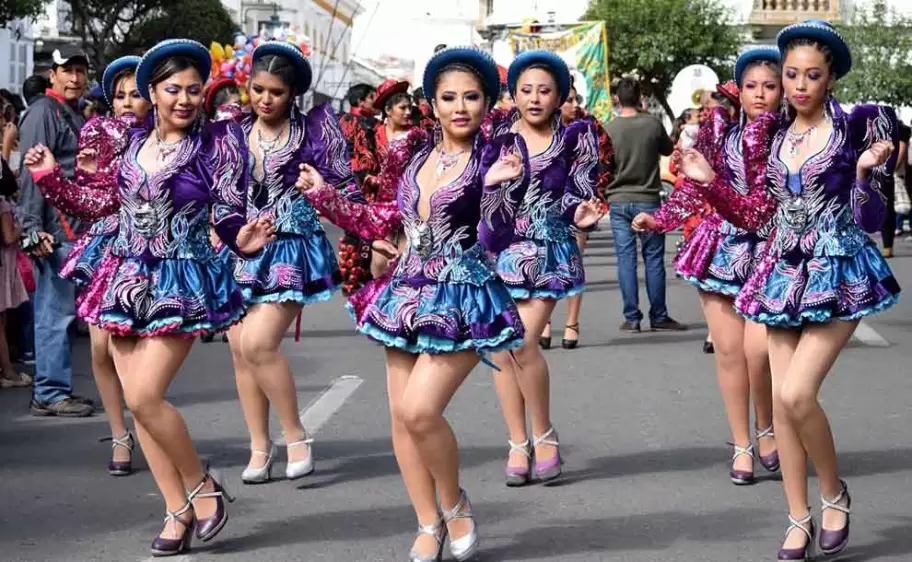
xmin=509 ymin=22 xmax=611 ymax=122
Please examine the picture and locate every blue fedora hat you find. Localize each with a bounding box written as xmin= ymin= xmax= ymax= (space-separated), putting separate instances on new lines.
xmin=777 ymin=19 xmax=851 ymax=79
xmin=423 ymin=46 xmax=501 ymax=109
xmin=101 ymin=55 xmax=141 ymax=106
xmin=507 ymin=50 xmax=572 ymax=102
xmin=136 ymin=39 xmax=211 ymax=101
xmin=734 ymin=47 xmax=780 ymax=86
xmin=252 ymin=41 xmax=313 ymax=93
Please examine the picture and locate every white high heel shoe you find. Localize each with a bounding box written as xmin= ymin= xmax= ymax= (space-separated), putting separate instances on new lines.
xmin=443 ymin=489 xmax=479 ymax=561
xmin=285 ymin=437 xmax=314 ymax=480
xmin=241 ymin=442 xmax=276 ymax=484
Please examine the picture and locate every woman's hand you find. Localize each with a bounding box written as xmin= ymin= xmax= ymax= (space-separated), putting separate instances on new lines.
xmin=573 ymin=199 xmax=605 ymax=229
xmin=23 ymin=144 xmax=57 ymax=174
xmin=235 ymin=217 xmax=277 ymax=256
xmin=857 ymin=140 xmax=894 ymax=180
xmin=632 ymin=212 xmax=658 ymax=232
xmin=76 ymin=148 xmax=99 ymax=173
xmin=679 ymin=148 xmax=716 ymax=184
xmin=484 ymin=152 xmax=523 ymax=186
xmin=295 ymin=163 xmax=325 ymax=194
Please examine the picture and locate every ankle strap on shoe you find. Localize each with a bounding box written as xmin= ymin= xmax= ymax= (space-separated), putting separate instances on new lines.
xmin=821 ymin=481 xmax=850 ymax=514
xmin=786 ymin=512 xmax=814 ymax=540
xmin=442 ymin=490 xmax=472 ymax=523
xmin=100 ymin=431 xmax=134 ymax=451
xmin=728 ymin=442 xmax=755 ymax=461
xmin=508 ymin=440 xmax=532 ymax=458
xmin=187 ymin=472 xmax=226 ymax=502
xmin=164 ymin=501 xmax=192 ymax=524
xmin=533 ymin=427 xmax=559 ymax=448
xmin=286 ymin=437 xmax=314 ymax=448
xmin=416 ymin=520 xmax=444 ymax=537
xmin=757 ymin=425 xmax=775 ymax=439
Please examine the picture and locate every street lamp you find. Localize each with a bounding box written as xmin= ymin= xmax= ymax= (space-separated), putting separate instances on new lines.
xmin=264 ymin=6 xmax=285 ymax=39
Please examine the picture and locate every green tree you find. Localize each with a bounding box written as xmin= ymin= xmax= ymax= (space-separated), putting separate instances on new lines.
xmin=836 ymin=0 xmax=912 ymax=106
xmin=0 ymin=0 xmax=46 ymax=28
xmin=64 ymin=0 xmax=238 ymax=70
xmin=584 ymin=0 xmax=741 ymax=121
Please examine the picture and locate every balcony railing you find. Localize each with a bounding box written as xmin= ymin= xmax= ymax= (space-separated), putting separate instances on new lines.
xmin=748 ymin=0 xmax=841 ymax=26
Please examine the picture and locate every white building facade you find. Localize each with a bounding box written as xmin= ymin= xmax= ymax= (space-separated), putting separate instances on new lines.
xmin=0 ymin=20 xmax=35 ymax=94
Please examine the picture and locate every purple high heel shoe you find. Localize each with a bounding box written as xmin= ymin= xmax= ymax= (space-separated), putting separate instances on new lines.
xmin=728 ymin=442 xmax=755 ymax=485
xmin=819 ymin=480 xmax=851 ymax=556
xmin=100 ymin=431 xmax=135 ymax=476
xmin=187 ymin=470 xmax=235 ymax=542
xmin=532 ymin=428 xmax=562 ymax=483
xmin=505 ymin=439 xmax=532 ymax=487
xmin=150 ymin=502 xmax=195 ymax=557
xmin=777 ymin=512 xmax=815 ymax=561
xmin=757 ymin=425 xmax=780 ymax=473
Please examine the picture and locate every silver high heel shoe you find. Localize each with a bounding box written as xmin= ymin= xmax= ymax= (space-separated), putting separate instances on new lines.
xmin=443 ymin=489 xmax=479 ymax=561
xmin=408 ymin=520 xmax=446 ymax=562
xmin=241 ymin=442 xmax=277 ymax=484
xmin=285 ymin=436 xmax=314 ymax=480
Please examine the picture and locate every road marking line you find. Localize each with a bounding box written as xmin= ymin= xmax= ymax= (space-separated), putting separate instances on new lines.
xmin=140 ymin=556 xmax=191 ymax=562
xmin=852 ymin=320 xmax=890 ymax=347
xmin=299 ymin=375 xmax=363 ymax=435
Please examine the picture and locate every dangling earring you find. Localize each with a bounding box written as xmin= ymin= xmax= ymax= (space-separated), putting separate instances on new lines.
xmin=550 ymin=111 xmax=560 ymax=132
xmin=433 ymin=121 xmax=442 ymax=146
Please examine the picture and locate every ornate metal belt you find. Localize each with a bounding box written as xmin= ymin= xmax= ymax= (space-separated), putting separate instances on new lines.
xmin=407 ymin=221 xmax=433 ymax=259
xmin=782 ymin=196 xmax=808 ymax=233
xmin=133 ymin=201 xmax=164 ymax=237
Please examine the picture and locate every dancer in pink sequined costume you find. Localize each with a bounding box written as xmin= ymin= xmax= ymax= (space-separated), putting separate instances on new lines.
xmin=673 ymin=21 xmax=900 ymax=560
xmin=28 ymin=56 xmax=150 ymax=477
xmin=634 ymin=48 xmax=782 ymax=487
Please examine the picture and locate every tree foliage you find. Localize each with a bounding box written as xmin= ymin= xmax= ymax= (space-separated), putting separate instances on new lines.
xmin=63 ymin=0 xmax=238 ymax=70
xmin=836 ymin=0 xmax=912 ymax=107
xmin=584 ymin=0 xmax=741 ymax=121
xmin=0 ymin=0 xmax=46 ymax=28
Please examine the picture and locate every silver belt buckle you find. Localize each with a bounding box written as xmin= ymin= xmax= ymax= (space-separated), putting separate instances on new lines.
xmin=134 ymin=201 xmax=161 ymax=237
xmin=407 ymin=221 xmax=433 ymax=259
xmin=782 ymin=197 xmax=808 ymax=233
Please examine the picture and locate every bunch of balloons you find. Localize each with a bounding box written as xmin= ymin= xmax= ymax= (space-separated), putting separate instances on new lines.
xmin=208 ymin=32 xmax=311 ymax=103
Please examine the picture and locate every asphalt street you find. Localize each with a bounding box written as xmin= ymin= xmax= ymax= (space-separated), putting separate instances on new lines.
xmin=3 ymin=224 xmax=912 ymax=562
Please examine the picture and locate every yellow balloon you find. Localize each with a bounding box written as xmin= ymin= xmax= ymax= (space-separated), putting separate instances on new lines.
xmin=225 ymin=45 xmax=235 ymax=59
xmin=210 ymin=42 xmax=226 ymax=62
xmin=240 ymin=90 xmax=249 ymax=105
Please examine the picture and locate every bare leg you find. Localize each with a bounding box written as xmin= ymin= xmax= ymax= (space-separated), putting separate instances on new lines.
xmin=228 ymin=322 xmax=271 ymax=470
xmin=491 ymin=334 xmax=529 ymax=473
xmin=0 ymin=313 xmax=18 ymax=379
xmin=780 ymin=321 xmax=857 ymax=534
xmin=399 ymin=350 xmax=479 ymax=541
xmin=111 ymin=336 xmax=220 ymax=521
xmin=744 ymin=320 xmax=774 ymax=456
xmin=239 ymin=302 xmax=308 ymax=462
xmin=563 ymin=232 xmax=588 ymax=342
xmin=109 ymin=337 xmax=191 ymax=540
xmin=88 ymin=326 xmax=130 ymax=461
xmin=386 ymin=348 xmax=439 ymax=556
xmin=768 ymin=327 xmax=807 ymax=550
xmin=699 ymin=293 xmax=751 ymax=473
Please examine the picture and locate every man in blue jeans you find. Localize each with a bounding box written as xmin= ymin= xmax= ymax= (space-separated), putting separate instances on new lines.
xmin=18 ymin=46 xmax=94 ymax=417
xmin=604 ymin=78 xmax=686 ymax=332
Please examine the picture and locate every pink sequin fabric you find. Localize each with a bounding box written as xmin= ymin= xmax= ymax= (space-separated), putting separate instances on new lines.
xmin=37 ymin=117 xmax=133 ymax=323
xmin=652 ymin=108 xmax=777 ymax=296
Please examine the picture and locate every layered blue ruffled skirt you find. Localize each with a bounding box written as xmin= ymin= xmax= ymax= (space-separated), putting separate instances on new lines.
xmin=228 ymin=232 xmax=342 ymax=305
xmin=60 ymin=233 xmax=116 ymax=288
xmin=351 ymin=277 xmax=524 ymax=354
xmin=97 ymin=255 xmax=245 ymax=337
xmin=496 ymin=238 xmax=584 ymax=300
xmin=738 ymin=236 xmax=900 ymax=327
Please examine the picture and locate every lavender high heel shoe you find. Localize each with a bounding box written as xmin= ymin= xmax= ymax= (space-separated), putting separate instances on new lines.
xmin=778 ymin=512 xmax=815 ymax=561
xmin=756 ymin=425 xmax=780 ymax=472
xmin=187 ymin=470 xmax=235 ymax=542
xmin=150 ymin=502 xmax=195 ymax=557
xmin=100 ymin=431 xmax=135 ymax=476
xmin=505 ymin=439 xmax=532 ymax=487
xmin=532 ymin=427 xmax=562 ymax=483
xmin=443 ymin=489 xmax=479 ymax=561
xmin=728 ymin=442 xmax=755 ymax=485
xmin=819 ymin=480 xmax=851 ymax=556
xmin=408 ymin=520 xmax=447 ymax=562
